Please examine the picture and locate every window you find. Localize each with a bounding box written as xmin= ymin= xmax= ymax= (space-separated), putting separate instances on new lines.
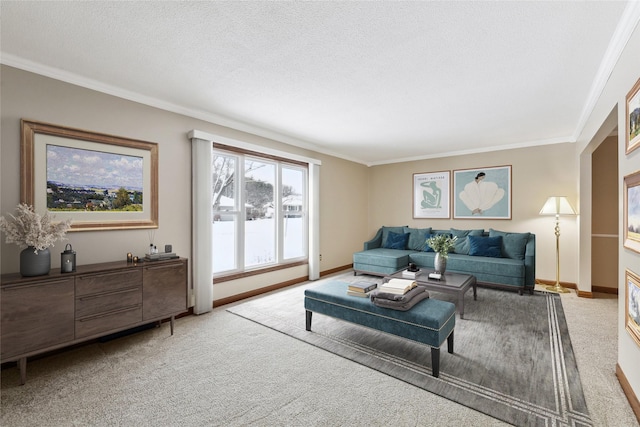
xmin=212 ymin=146 xmax=308 ymax=277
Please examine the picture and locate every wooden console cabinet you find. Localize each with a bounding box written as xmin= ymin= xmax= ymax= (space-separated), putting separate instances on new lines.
xmin=1 ymin=258 xmax=188 ymax=384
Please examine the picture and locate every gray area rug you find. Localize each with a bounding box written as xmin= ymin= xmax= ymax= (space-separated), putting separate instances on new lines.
xmin=227 ymin=273 xmax=593 ymax=427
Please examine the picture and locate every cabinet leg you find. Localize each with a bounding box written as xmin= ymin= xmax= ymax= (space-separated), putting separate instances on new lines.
xmin=18 ymin=357 xmax=27 ymax=385
xmin=170 ymin=315 xmax=175 ymax=335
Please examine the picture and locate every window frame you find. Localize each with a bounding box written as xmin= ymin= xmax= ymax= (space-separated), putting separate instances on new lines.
xmin=212 ymin=143 xmax=309 ymax=282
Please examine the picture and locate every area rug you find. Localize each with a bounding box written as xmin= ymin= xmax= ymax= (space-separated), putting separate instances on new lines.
xmin=227 ymin=273 xmax=593 ymax=427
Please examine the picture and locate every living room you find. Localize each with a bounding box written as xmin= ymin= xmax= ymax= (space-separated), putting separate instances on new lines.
xmin=1 ymin=1 xmax=639 ymax=425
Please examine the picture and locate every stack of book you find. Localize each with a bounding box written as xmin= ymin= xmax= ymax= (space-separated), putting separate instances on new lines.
xmin=347 ymin=281 xmax=377 ymax=298
xmin=145 ymin=252 xmax=179 ymax=261
xmin=402 ymin=269 xmax=420 ymax=279
xmin=379 ymin=278 xmax=417 ymax=295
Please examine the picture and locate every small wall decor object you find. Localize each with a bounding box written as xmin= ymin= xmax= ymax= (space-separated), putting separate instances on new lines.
xmin=453 ymin=165 xmax=512 ymax=219
xmin=626 ymin=77 xmax=640 ymax=155
xmin=413 ymin=171 xmax=450 ymax=219
xmin=624 ymin=170 xmax=640 ymax=254
xmin=60 ymin=243 xmax=76 ymax=273
xmin=625 ymin=269 xmax=640 ymax=348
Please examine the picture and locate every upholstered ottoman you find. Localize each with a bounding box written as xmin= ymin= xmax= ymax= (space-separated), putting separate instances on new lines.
xmin=304 ymin=280 xmax=456 ymax=377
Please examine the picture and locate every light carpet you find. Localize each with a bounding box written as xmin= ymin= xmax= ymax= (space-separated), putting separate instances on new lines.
xmin=227 ymin=273 xmax=593 ymax=426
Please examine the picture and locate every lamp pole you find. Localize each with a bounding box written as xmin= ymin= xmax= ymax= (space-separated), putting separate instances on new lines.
xmin=547 ymin=213 xmax=570 ymax=293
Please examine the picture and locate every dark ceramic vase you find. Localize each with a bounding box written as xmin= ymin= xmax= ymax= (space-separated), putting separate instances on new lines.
xmin=20 ymin=246 xmax=51 ymax=277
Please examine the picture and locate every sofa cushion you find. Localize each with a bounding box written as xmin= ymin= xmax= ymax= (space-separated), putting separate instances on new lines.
xmin=353 ymin=248 xmax=415 ymax=269
xmin=381 ymin=226 xmax=407 ymax=247
xmin=450 ymin=228 xmax=484 ymax=254
xmin=468 ymin=235 xmax=502 ymax=258
xmin=403 ymin=227 xmax=432 ymax=251
xmin=383 ymin=231 xmax=410 ymax=249
xmin=489 ymin=229 xmax=531 ymax=260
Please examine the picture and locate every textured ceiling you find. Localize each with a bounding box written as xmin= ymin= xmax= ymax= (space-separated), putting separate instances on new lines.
xmin=0 ymin=1 xmax=636 ymax=165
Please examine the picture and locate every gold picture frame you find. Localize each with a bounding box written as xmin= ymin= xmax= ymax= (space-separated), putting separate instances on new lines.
xmin=626 ymin=77 xmax=640 ymax=155
xmin=21 ymin=119 xmax=159 ymax=231
xmin=623 ymin=169 xmax=640 ymax=254
xmin=625 ymin=269 xmax=640 ymax=348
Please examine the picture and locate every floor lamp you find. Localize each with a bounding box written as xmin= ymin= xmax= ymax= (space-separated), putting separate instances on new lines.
xmin=539 ymin=196 xmax=576 ymax=293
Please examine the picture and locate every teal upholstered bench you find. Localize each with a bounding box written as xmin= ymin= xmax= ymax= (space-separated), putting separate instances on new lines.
xmin=304 ymin=280 xmax=456 ymax=378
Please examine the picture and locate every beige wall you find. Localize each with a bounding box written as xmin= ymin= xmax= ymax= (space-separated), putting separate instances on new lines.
xmin=591 ymin=136 xmax=618 ymax=290
xmin=0 ymin=65 xmax=369 ymax=302
xmin=368 ymin=143 xmax=579 ymax=283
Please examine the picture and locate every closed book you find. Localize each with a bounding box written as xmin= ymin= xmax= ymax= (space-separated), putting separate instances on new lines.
xmin=347 ymin=281 xmax=377 ymax=293
xmin=379 ymin=278 xmax=417 ymax=295
xmin=347 ymin=290 xmax=372 ymax=298
xmin=402 ymin=269 xmax=419 ymax=279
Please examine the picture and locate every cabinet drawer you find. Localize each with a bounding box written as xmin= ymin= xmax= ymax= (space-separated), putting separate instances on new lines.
xmin=75 ymin=305 xmax=142 ymax=339
xmin=76 ymin=269 xmax=142 ymax=296
xmin=75 ymin=286 xmax=142 ymax=318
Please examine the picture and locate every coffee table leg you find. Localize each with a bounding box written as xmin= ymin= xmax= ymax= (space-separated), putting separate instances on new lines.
xmin=459 ymin=293 xmax=464 ymax=319
xmin=473 ymin=283 xmax=477 ymax=300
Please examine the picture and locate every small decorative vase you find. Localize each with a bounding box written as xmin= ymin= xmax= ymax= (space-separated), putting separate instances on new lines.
xmin=434 ymin=253 xmax=447 ymax=274
xmin=20 ymin=247 xmax=51 ymax=277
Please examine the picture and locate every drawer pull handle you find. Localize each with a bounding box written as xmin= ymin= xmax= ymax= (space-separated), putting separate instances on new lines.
xmin=78 ymin=270 xmax=137 ymax=279
xmin=2 ymin=279 xmax=71 ymax=290
xmin=77 ymin=304 xmax=141 ymax=321
xmin=77 ymin=287 xmax=140 ymax=301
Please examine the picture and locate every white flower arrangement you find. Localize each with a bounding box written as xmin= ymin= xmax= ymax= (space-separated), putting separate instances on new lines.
xmin=426 ymin=234 xmax=458 ymax=258
xmin=0 ymin=204 xmax=72 ymax=253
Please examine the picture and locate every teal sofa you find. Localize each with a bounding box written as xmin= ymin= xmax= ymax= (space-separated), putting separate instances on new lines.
xmin=353 ymin=226 xmax=536 ymax=295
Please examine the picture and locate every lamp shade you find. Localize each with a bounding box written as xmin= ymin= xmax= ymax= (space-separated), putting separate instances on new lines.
xmin=539 ymin=196 xmax=576 ymax=215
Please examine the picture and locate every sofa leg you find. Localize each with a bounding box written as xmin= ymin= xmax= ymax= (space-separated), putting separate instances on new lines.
xmin=519 ymin=289 xmax=523 ymax=296
xmin=431 ymin=347 xmax=440 ymax=378
xmin=305 ymin=310 xmax=312 ymax=331
xmin=447 ymin=331 xmax=454 ymax=354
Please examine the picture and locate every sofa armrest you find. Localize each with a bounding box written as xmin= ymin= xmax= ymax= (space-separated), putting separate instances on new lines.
xmin=363 ymin=228 xmax=383 ymax=250
xmin=524 ymin=234 xmax=536 ymax=289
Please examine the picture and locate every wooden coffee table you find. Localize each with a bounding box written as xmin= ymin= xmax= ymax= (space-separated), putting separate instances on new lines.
xmin=384 ymin=270 xmax=477 ymax=319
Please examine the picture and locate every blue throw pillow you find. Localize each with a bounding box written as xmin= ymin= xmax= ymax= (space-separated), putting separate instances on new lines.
xmin=450 ymin=228 xmax=484 ymax=254
xmin=383 ymin=231 xmax=410 ymax=249
xmin=488 ymin=229 xmax=531 ymax=260
xmin=403 ymin=227 xmax=432 ymax=251
xmin=468 ymin=235 xmax=503 ymax=258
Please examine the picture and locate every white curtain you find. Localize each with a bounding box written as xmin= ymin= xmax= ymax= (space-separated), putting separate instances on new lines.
xmin=189 ymin=135 xmax=214 ymax=314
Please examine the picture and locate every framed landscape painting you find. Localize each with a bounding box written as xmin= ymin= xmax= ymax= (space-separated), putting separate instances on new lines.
xmin=453 ymin=165 xmax=511 ymax=219
xmin=21 ymin=120 xmax=158 ymax=231
xmin=625 ymin=269 xmax=640 ymax=348
xmin=626 ymin=77 xmax=640 ymax=155
xmin=624 ymin=169 xmax=640 ymax=254
xmin=413 ymin=171 xmax=450 ymax=219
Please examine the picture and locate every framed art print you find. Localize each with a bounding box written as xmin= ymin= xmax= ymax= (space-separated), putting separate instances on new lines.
xmin=21 ymin=119 xmax=159 ymax=231
xmin=626 ymin=77 xmax=640 ymax=155
xmin=413 ymin=171 xmax=450 ymax=219
xmin=624 ymin=169 xmax=640 ymax=254
xmin=453 ymin=165 xmax=511 ymax=219
xmin=625 ymin=269 xmax=640 ymax=348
